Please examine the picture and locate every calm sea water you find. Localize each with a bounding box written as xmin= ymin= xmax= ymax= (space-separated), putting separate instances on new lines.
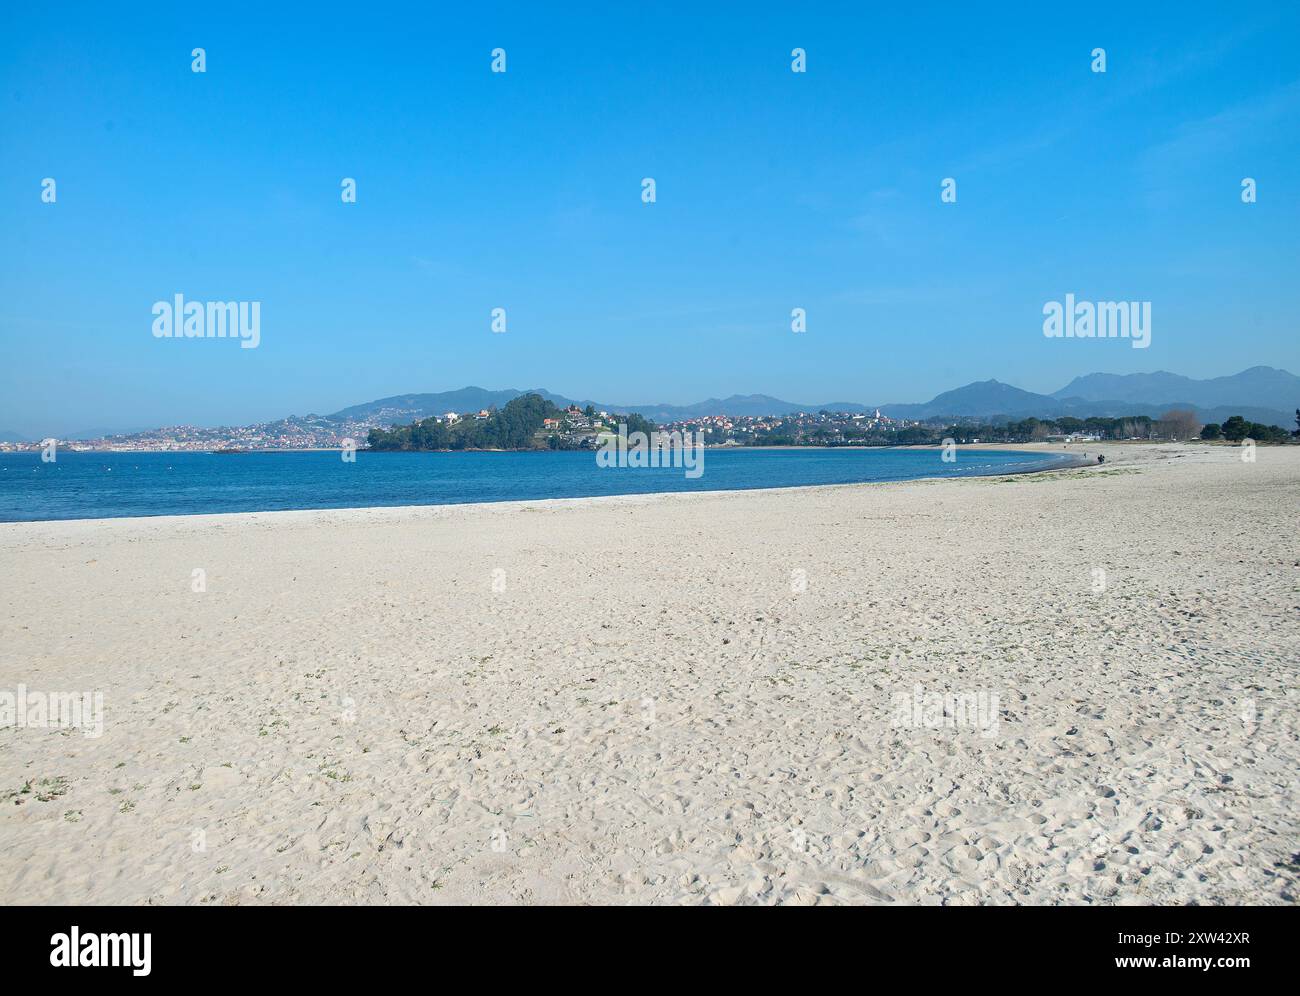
xmin=0 ymin=448 xmax=1075 ymax=522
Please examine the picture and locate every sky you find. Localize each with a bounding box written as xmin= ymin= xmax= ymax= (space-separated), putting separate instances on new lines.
xmin=2 ymin=1 xmax=1298 ymax=437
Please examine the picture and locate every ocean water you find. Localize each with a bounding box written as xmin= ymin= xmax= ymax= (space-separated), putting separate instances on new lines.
xmin=0 ymin=448 xmax=1076 ymax=522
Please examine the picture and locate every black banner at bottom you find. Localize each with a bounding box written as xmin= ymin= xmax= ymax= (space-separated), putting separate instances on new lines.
xmin=0 ymin=905 xmax=1278 ymax=982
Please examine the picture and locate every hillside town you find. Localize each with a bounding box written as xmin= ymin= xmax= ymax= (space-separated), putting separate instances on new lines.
xmin=0 ymin=413 xmax=368 ymax=453
xmin=4 ymin=397 xmax=1287 ymax=453
xmin=663 ymin=409 xmax=916 ymax=446
xmin=0 ymin=405 xmax=926 ymax=453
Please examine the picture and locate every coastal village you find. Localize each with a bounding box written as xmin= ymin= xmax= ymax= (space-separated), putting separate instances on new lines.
xmin=0 ymin=405 xmax=917 ymax=453
xmin=2 ymin=401 xmax=1256 ymax=453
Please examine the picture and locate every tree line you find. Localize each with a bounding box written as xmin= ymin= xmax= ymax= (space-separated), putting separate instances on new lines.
xmin=1200 ymin=414 xmax=1293 ymax=444
xmin=366 ymin=394 xmax=661 ymax=451
xmin=942 ymin=410 xmax=1298 ymax=444
xmin=367 ymin=400 xmax=1300 ymax=450
xmin=367 ymin=393 xmax=559 ymax=450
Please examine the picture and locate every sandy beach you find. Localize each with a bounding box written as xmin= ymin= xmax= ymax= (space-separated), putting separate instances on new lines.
xmin=1 ymin=442 xmax=1296 ymax=905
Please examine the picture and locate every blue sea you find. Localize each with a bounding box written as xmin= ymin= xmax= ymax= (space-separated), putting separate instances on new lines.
xmin=0 ymin=448 xmax=1076 ymax=522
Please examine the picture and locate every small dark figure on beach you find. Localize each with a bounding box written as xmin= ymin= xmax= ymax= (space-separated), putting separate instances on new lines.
xmin=1097 ymin=455 xmax=1105 ymax=464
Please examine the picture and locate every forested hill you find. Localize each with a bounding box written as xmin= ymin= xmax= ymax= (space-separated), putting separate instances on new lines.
xmin=367 ymin=394 xmax=558 ymax=450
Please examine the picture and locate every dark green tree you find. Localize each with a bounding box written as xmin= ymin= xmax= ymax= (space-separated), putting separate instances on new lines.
xmin=1221 ymin=415 xmax=1249 ymax=442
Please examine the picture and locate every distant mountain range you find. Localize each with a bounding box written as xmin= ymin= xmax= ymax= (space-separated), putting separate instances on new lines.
xmin=327 ymin=389 xmax=874 ymax=425
xmin=322 ymin=366 xmax=1299 ymax=430
xmin=876 ymin=366 xmax=1299 ymax=427
xmin=1052 ymin=367 xmax=1300 ymax=409
xmin=12 ymin=366 xmax=1297 ymax=442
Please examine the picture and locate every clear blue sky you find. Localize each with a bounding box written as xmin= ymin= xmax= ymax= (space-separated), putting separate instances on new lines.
xmin=2 ymin=1 xmax=1298 ymax=436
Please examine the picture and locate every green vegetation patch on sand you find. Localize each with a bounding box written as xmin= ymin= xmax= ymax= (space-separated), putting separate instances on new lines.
xmin=988 ymin=467 xmax=1143 ymax=484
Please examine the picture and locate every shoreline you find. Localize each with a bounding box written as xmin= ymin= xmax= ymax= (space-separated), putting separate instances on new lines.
xmin=14 ymin=443 xmax=1004 ymax=454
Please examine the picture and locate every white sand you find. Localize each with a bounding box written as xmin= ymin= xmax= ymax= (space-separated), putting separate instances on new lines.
xmin=1 ymin=442 xmax=1296 ymax=905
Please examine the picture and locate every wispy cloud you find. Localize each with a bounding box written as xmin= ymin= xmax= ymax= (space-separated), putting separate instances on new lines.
xmin=1139 ymin=78 xmax=1300 ymax=175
